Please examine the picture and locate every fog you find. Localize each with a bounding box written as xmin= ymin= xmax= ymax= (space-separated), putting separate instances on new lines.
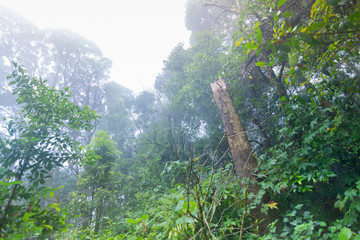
xmin=0 ymin=0 xmax=191 ymax=92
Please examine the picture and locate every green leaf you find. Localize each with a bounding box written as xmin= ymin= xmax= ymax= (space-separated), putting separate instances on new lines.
xmin=245 ymin=42 xmax=259 ymax=50
xmin=188 ymin=201 xmax=197 ymax=213
xmin=0 ymin=181 xmax=23 ymax=186
xmin=300 ymin=34 xmax=323 ymax=46
xmin=281 ymin=96 xmax=286 ymax=101
xmin=326 ymin=0 xmax=341 ymax=5
xmin=42 ymin=225 xmax=53 ymax=231
xmin=256 ymin=28 xmax=263 ymax=43
xmin=256 ymin=62 xmax=266 ymax=67
xmin=23 ymin=212 xmax=30 ymax=222
xmin=349 ymin=10 xmax=360 ymax=23
xmin=306 ymin=21 xmax=327 ymax=32
xmin=285 ymin=77 xmax=289 ymax=85
xmin=140 ymin=214 xmax=149 ymax=220
xmin=0 ymin=168 xmax=7 ymax=176
xmin=176 ymin=215 xmax=193 ymax=225
xmin=277 ymin=44 xmax=291 ymax=53
xmin=126 ymin=218 xmax=142 ymax=224
xmin=49 ymin=191 xmax=54 ymax=199
xmin=175 ymin=200 xmax=185 ymax=213
xmin=282 ymin=12 xmax=293 ymax=18
xmin=339 ymin=227 xmax=352 ymax=240
xmin=354 ymin=234 xmax=360 ymax=240
xmin=274 ymin=12 xmax=278 ymax=23
xmin=277 ymin=0 xmax=287 ymax=7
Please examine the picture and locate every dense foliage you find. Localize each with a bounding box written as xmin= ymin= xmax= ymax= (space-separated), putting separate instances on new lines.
xmin=0 ymin=64 xmax=98 ymax=238
xmin=0 ymin=0 xmax=359 ymax=239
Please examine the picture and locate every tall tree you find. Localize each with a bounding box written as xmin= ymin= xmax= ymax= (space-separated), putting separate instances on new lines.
xmin=0 ymin=8 xmax=112 ymax=143
xmin=43 ymin=29 xmax=112 ymax=143
xmin=0 ymin=7 xmax=44 ymax=118
xmin=99 ymin=82 xmax=135 ymax=157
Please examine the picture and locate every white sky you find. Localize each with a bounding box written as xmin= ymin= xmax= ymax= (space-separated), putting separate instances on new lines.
xmin=0 ymin=0 xmax=191 ymax=93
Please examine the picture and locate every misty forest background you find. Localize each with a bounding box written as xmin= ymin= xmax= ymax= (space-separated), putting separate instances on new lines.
xmin=0 ymin=0 xmax=360 ymax=239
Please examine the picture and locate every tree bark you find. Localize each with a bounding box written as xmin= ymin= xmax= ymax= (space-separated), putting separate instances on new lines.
xmin=211 ymin=77 xmax=257 ymax=180
xmin=211 ymin=77 xmax=272 ymax=235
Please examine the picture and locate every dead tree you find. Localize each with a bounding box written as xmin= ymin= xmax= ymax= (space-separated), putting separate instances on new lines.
xmin=211 ymin=76 xmax=257 ymax=181
xmin=211 ymin=77 xmax=271 ymax=235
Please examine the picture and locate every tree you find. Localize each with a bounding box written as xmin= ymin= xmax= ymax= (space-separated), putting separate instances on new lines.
xmin=229 ymin=0 xmax=360 ymax=237
xmin=0 ymin=8 xmax=112 ymax=145
xmin=43 ymin=29 xmax=112 ymax=144
xmin=0 ymin=7 xmax=44 ymax=119
xmin=185 ymin=0 xmax=212 ymax=44
xmin=0 ymin=64 xmax=98 ymax=238
xmin=99 ymin=82 xmax=135 ymax=157
xmin=154 ymin=33 xmax=226 ymax=152
xmin=211 ymin=77 xmax=257 ymax=180
xmin=185 ymin=0 xmax=241 ymax=43
xmin=44 ymin=29 xmax=112 ymax=112
xmin=68 ymin=131 xmax=123 ymax=234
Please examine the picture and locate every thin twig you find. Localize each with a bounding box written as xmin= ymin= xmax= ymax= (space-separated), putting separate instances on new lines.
xmin=307 ymin=28 xmax=360 ymax=36
xmin=215 ymin=148 xmax=230 ymax=167
xmin=189 ymin=229 xmax=202 ymax=240
xmin=239 ymin=186 xmax=248 ymax=240
xmin=204 ymin=215 xmax=219 ymax=240
xmin=202 ymin=132 xmax=227 ymax=206
xmin=226 ymin=115 xmax=277 ymax=137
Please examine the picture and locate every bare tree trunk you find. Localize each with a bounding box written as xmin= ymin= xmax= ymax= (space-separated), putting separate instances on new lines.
xmin=211 ymin=77 xmax=257 ymax=180
xmin=211 ymin=77 xmax=271 ymax=235
xmin=94 ymin=205 xmax=102 ymax=234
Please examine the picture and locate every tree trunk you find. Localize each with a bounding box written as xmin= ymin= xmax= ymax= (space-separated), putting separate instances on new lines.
xmin=211 ymin=77 xmax=271 ymax=235
xmin=94 ymin=206 xmax=101 ymax=234
xmin=211 ymin=77 xmax=257 ymax=180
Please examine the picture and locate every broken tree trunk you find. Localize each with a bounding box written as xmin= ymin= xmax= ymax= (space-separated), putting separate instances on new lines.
xmin=211 ymin=77 xmax=277 ymax=235
xmin=211 ymin=77 xmax=257 ymax=180
xmin=211 ymin=77 xmax=271 ymax=235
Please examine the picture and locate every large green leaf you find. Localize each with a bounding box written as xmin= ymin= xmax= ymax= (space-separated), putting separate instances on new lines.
xmin=339 ymin=227 xmax=352 ymax=240
xmin=306 ymin=21 xmax=327 ymax=32
xmin=277 ymin=0 xmax=287 ymax=7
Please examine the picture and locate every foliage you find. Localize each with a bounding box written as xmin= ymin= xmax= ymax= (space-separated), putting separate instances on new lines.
xmin=67 ymin=131 xmax=123 ymax=234
xmin=1 ymin=0 xmax=360 ymax=239
xmin=111 ymin=161 xmax=252 ymax=240
xmin=0 ymin=8 xmax=111 ymax=142
xmin=0 ymin=63 xmax=98 ymax=238
xmin=231 ymin=0 xmax=360 ymax=238
xmin=63 ymin=0 xmax=360 ymax=238
xmin=99 ymin=82 xmax=135 ymax=156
